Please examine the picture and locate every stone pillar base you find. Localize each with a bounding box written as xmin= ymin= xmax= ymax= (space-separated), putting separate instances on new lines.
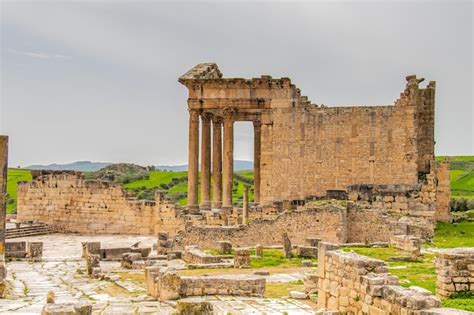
xmin=212 ymin=202 xmax=222 ymax=209
xmin=187 ymin=205 xmax=200 ymax=214
xmin=199 ymin=201 xmax=211 ymax=210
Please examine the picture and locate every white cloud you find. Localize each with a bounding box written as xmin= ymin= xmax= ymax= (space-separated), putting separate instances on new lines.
xmin=7 ymin=48 xmax=72 ymax=60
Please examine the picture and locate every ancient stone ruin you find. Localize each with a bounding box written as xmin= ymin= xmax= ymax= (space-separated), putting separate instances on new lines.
xmin=0 ymin=135 xmax=7 ymax=297
xmin=1 ymin=63 xmax=469 ymax=314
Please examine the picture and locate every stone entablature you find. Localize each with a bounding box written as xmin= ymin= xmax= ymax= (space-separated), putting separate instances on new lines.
xmin=435 ymin=248 xmax=474 ymax=298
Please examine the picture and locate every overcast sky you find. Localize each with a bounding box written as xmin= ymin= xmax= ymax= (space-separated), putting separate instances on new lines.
xmin=1 ymin=0 xmax=473 ymax=167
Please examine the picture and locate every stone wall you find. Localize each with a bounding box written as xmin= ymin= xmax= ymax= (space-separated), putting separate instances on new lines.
xmin=0 ymin=135 xmax=7 ymax=296
xmin=173 ymin=205 xmax=347 ymax=249
xmin=260 ymin=76 xmax=436 ymax=205
xmin=312 ymin=242 xmax=442 ymax=314
xmin=145 ymin=266 xmax=265 ymax=300
xmin=347 ymin=160 xmax=451 ymax=221
xmin=389 ymin=235 xmax=421 ymax=257
xmin=16 ymin=173 xmax=194 ymax=235
xmin=435 ymin=248 xmax=474 ymax=298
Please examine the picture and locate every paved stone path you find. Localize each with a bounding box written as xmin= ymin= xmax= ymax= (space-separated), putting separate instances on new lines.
xmin=1 ymin=234 xmax=318 ymax=314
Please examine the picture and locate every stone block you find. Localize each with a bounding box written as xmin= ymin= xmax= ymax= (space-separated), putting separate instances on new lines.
xmin=217 ymin=241 xmax=232 ymax=255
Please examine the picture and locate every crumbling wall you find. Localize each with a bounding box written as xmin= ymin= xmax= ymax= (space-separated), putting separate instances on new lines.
xmin=260 ymin=76 xmax=437 ymax=205
xmin=347 ymin=160 xmax=451 ymax=221
xmin=346 ymin=206 xmax=393 ymax=243
xmin=16 ymin=173 xmax=191 ymax=235
xmin=174 ymin=205 xmax=347 ymax=249
xmin=0 ymin=135 xmax=8 ymax=296
xmin=145 ymin=266 xmax=265 ymax=300
xmin=435 ymin=248 xmax=474 ymax=298
xmin=313 ymin=243 xmax=441 ymax=313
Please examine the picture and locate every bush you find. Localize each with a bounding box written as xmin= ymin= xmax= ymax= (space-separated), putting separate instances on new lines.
xmin=450 ymin=198 xmax=474 ymax=212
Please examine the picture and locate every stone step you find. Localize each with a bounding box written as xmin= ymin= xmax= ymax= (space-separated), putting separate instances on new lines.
xmin=6 ymin=224 xmax=55 ymax=239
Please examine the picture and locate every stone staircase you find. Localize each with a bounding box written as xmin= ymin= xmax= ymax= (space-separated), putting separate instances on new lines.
xmin=6 ymin=223 xmax=55 ymax=239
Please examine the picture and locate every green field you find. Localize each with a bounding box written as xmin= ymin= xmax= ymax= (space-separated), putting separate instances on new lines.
xmin=437 ymin=156 xmax=474 ymax=198
xmin=5 ymin=168 xmax=32 ymax=213
xmin=123 ymin=169 xmax=254 ymax=206
xmin=5 ymin=155 xmax=474 ymax=212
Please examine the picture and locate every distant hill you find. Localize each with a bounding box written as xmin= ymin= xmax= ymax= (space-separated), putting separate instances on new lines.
xmin=26 ymin=161 xmax=112 ymax=172
xmin=25 ymin=160 xmax=254 ymax=172
xmin=157 ymin=160 xmax=253 ymax=171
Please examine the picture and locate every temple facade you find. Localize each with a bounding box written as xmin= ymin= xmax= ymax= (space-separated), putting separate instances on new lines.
xmin=179 ymin=63 xmax=439 ymax=210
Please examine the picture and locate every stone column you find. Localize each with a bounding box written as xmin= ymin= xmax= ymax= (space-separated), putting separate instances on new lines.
xmin=200 ymin=113 xmax=212 ymax=210
xmin=242 ymin=185 xmax=249 ymax=224
xmin=253 ymin=121 xmax=261 ymax=204
xmin=0 ymin=136 xmax=8 ymax=296
xmin=187 ymin=109 xmax=200 ymax=212
xmin=222 ymin=110 xmax=234 ymax=210
xmin=212 ymin=117 xmax=223 ymax=209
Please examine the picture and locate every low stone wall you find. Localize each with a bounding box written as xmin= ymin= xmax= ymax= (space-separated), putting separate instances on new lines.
xmin=6 ymin=241 xmax=43 ymax=261
xmin=173 ymin=205 xmax=347 ymax=249
xmin=435 ymin=248 xmax=474 ymax=298
xmin=182 ymin=246 xmax=223 ymax=264
xmin=145 ymin=266 xmax=265 ymax=300
xmin=311 ymin=242 xmax=442 ymax=314
xmin=389 ymin=234 xmax=421 ymax=257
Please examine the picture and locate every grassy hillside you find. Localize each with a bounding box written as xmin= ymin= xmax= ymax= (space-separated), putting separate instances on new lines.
xmin=437 ymin=156 xmax=474 ymax=198
xmin=123 ymin=170 xmax=254 ymax=206
xmin=6 ymin=168 xmax=32 ymax=213
xmin=4 ymin=156 xmax=474 ymax=212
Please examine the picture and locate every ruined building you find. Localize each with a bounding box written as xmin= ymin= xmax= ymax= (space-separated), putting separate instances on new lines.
xmin=16 ymin=63 xmax=450 ymax=238
xmin=180 ymin=63 xmax=449 ymax=218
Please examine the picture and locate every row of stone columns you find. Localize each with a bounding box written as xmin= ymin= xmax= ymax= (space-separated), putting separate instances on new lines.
xmin=187 ymin=109 xmax=260 ymax=213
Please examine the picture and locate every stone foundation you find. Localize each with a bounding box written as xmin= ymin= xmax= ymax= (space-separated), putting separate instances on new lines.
xmin=435 ymin=248 xmax=474 ymax=298
xmin=389 ymin=234 xmax=421 ymax=258
xmin=312 ymin=242 xmax=442 ymax=314
xmin=145 ymin=266 xmax=265 ymax=300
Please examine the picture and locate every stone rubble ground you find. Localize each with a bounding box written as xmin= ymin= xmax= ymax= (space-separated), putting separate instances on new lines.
xmin=1 ymin=234 xmax=318 ymax=314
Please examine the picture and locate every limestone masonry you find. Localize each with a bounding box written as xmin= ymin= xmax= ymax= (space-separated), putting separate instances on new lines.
xmin=179 ymin=63 xmax=448 ymax=215
xmin=16 ymin=63 xmax=450 ymax=242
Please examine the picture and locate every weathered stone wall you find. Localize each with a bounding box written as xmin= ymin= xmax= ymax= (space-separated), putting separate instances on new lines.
xmin=389 ymin=234 xmax=421 ymax=257
xmin=0 ymin=135 xmax=8 ymax=296
xmin=17 ymin=173 xmax=192 ymax=235
xmin=260 ymin=77 xmax=436 ymax=205
xmin=346 ymin=207 xmax=393 ymax=243
xmin=145 ymin=266 xmax=265 ymax=300
xmin=347 ymin=160 xmax=451 ymax=221
xmin=312 ymin=242 xmax=441 ymax=314
xmin=435 ymin=248 xmax=474 ymax=298
xmin=173 ymin=205 xmax=347 ymax=249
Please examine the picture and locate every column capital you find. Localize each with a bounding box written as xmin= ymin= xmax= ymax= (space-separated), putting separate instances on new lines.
xmin=253 ymin=120 xmax=262 ymax=129
xmin=201 ymin=112 xmax=213 ymax=123
xmin=188 ymin=108 xmax=200 ymax=119
xmin=223 ymin=107 xmax=236 ymax=121
xmin=212 ymin=116 xmax=223 ymax=124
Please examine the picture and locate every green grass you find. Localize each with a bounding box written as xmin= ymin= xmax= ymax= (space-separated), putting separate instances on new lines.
xmin=430 ymin=221 xmax=474 ymax=248
xmin=249 ymin=248 xmax=316 ymax=269
xmin=209 ymin=248 xmax=316 ymax=268
xmin=342 ymin=222 xmax=474 ymax=311
xmin=438 ymin=156 xmax=474 ymax=199
xmin=342 ymin=246 xmax=437 ymax=292
xmin=123 ymin=170 xmax=188 ymax=189
xmin=6 ymin=168 xmax=32 ymax=213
